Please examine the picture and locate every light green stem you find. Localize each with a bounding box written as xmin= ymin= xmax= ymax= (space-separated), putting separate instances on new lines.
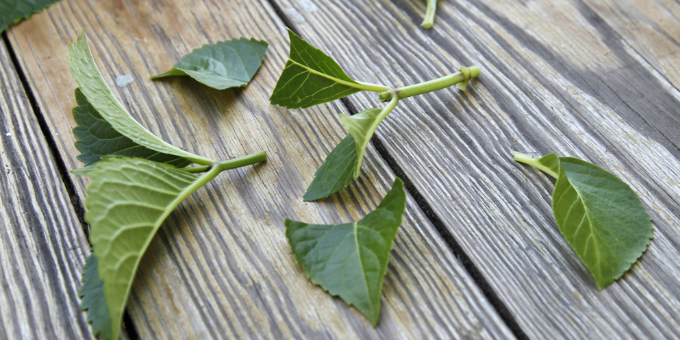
xmin=379 ymin=66 xmax=481 ymax=101
xmin=511 ymin=151 xmax=558 ymax=179
xmin=181 ymin=151 xmax=267 ymax=173
xmin=421 ymin=0 xmax=437 ymax=29
xmin=354 ymin=80 xmax=391 ymax=93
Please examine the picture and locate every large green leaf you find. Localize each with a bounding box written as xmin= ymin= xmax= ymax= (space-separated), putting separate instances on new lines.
xmin=270 ymin=29 xmax=388 ymax=109
xmin=81 ymin=152 xmax=265 ymax=340
xmin=72 ymin=88 xmax=190 ymax=167
xmin=286 ymin=178 xmax=406 ymax=326
xmin=67 ymin=33 xmax=213 ymax=165
xmin=79 ymin=252 xmax=112 ymax=340
xmin=513 ymin=152 xmax=653 ymax=289
xmin=303 ymin=135 xmax=357 ymax=201
xmin=83 ymin=157 xmax=217 ymax=340
xmin=151 ymin=38 xmax=268 ymax=90
xmin=0 ymin=0 xmax=60 ymax=33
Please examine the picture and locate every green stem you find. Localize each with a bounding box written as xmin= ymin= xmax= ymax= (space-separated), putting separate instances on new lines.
xmin=354 ymin=80 xmax=391 ymax=93
xmin=511 ymin=151 xmax=558 ymax=179
xmin=181 ymin=151 xmax=267 ymax=173
xmin=421 ymin=0 xmax=437 ymax=29
xmin=379 ymin=66 xmax=481 ymax=101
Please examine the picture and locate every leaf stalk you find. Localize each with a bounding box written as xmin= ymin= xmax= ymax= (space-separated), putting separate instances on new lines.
xmin=379 ymin=66 xmax=481 ymax=101
xmin=512 ymin=151 xmax=558 ymax=179
xmin=181 ymin=151 xmax=267 ymax=173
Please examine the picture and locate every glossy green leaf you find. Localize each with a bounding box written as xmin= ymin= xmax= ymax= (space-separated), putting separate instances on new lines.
xmin=0 ymin=0 xmax=60 ymax=33
xmin=514 ymin=152 xmax=653 ymax=289
xmin=72 ymin=88 xmax=190 ymax=167
xmin=67 ymin=33 xmax=213 ymax=165
xmin=303 ymin=135 xmax=357 ymax=201
xmin=286 ymin=178 xmax=406 ymax=326
xmin=79 ymin=252 xmax=112 ymax=340
xmin=270 ymin=29 xmax=388 ymax=109
xmin=151 ymin=38 xmax=268 ymax=90
xmin=83 ymin=157 xmax=215 ymax=340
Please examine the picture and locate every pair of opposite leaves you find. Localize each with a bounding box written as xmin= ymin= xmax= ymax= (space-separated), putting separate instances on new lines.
xmin=70 ymin=30 xmax=407 ymax=339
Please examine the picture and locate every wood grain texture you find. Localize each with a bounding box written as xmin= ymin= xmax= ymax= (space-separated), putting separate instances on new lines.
xmin=271 ymin=0 xmax=680 ymax=338
xmin=6 ymin=0 xmax=514 ymax=338
xmin=0 ymin=41 xmax=91 ymax=339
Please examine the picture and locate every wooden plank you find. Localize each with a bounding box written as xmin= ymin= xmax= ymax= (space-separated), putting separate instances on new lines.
xmin=270 ymin=0 xmax=680 ymax=338
xmin=0 ymin=41 xmax=91 ymax=339
xmin=5 ymin=0 xmax=515 ymax=338
xmin=582 ymin=0 xmax=680 ymax=92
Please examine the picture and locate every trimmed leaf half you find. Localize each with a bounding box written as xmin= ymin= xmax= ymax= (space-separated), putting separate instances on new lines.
xmin=67 ymin=33 xmax=213 ymax=165
xmin=72 ymin=88 xmax=190 ymax=167
xmin=79 ymin=252 xmax=112 ymax=340
xmin=286 ymin=178 xmax=406 ymax=326
xmin=0 ymin=0 xmax=60 ymax=33
xmin=339 ymin=108 xmax=382 ymax=178
xmin=270 ymin=29 xmax=388 ymax=109
xmin=83 ymin=157 xmax=213 ymax=340
xmin=514 ymin=152 xmax=653 ymax=289
xmin=151 ymin=38 xmax=268 ymax=90
xmin=303 ymin=135 xmax=357 ymax=201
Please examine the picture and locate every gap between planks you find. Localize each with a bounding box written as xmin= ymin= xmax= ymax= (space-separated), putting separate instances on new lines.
xmin=0 ymin=32 xmax=142 ymax=340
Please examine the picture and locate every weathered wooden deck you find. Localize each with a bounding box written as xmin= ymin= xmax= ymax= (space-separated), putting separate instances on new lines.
xmin=1 ymin=0 xmax=679 ymax=338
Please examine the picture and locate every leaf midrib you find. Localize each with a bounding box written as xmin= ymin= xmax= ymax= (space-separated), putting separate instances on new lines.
xmin=352 ymin=221 xmax=372 ymax=317
xmin=287 ymin=59 xmax=362 ymax=90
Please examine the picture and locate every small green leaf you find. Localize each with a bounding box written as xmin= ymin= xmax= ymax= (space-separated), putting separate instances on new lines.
xmin=303 ymin=135 xmax=357 ymax=201
xmin=339 ymin=108 xmax=382 ymax=178
xmin=67 ymin=33 xmax=214 ymax=165
xmin=514 ymin=152 xmax=654 ymax=289
xmin=286 ymin=178 xmax=406 ymax=326
xmin=151 ymin=38 xmax=268 ymax=90
xmin=0 ymin=0 xmax=60 ymax=33
xmin=72 ymin=88 xmax=191 ymax=167
xmin=270 ymin=29 xmax=388 ymax=109
xmin=84 ymin=157 xmax=217 ymax=340
xmin=79 ymin=251 xmax=112 ymax=340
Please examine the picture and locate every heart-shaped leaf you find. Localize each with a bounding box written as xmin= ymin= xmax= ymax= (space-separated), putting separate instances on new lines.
xmin=286 ymin=178 xmax=406 ymax=326
xmin=151 ymin=38 xmax=268 ymax=90
xmin=67 ymin=33 xmax=213 ymax=165
xmin=270 ymin=29 xmax=388 ymax=109
xmin=72 ymin=88 xmax=191 ymax=167
xmin=514 ymin=152 xmax=654 ymax=289
xmin=0 ymin=0 xmax=60 ymax=33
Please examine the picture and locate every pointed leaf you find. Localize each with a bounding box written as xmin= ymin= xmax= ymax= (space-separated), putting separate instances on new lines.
xmin=286 ymin=178 xmax=406 ymax=326
xmin=72 ymin=88 xmax=191 ymax=167
xmin=84 ymin=157 xmax=214 ymax=340
xmin=79 ymin=251 xmax=112 ymax=340
xmin=151 ymin=38 xmax=268 ymax=90
xmin=553 ymin=157 xmax=653 ymax=289
xmin=304 ymin=135 xmax=357 ymax=201
xmin=515 ymin=152 xmax=653 ymax=289
xmin=270 ymin=29 xmax=388 ymax=109
xmin=67 ymin=33 xmax=213 ymax=165
xmin=0 ymin=0 xmax=60 ymax=33
xmin=339 ymin=108 xmax=383 ymax=178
